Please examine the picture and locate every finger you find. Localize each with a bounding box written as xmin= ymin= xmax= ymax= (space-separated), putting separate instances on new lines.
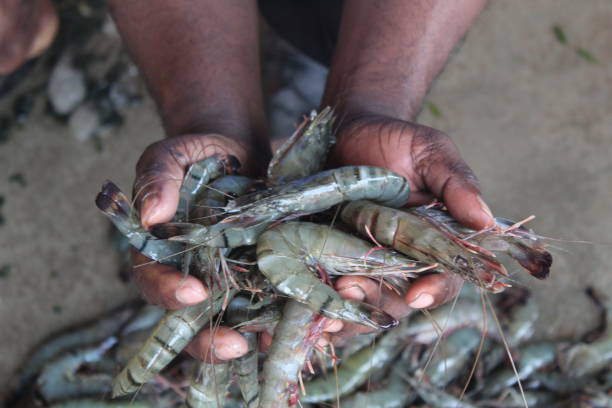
xmin=259 ymin=331 xmax=273 ymax=352
xmin=186 ymin=326 xmax=248 ymax=363
xmin=404 ymin=273 xmax=464 ymax=309
xmin=323 ymin=319 xmax=343 ymax=333
xmin=333 ymin=276 xmax=413 ymax=341
xmin=134 ymin=134 xmax=251 ymax=228
xmin=336 ymin=276 xmax=412 ymax=319
xmin=412 ymin=129 xmax=494 ymax=230
xmin=132 ymin=251 xmax=208 ymax=309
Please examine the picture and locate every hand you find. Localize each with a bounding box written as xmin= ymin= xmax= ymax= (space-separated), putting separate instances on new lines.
xmin=131 ymin=133 xmax=255 ymax=363
xmin=328 ymin=115 xmax=495 ymax=335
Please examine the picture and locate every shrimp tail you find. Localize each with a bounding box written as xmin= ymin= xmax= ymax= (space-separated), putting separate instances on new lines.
xmin=95 ymin=180 xmax=136 ymax=230
xmin=150 ymin=222 xmax=206 ymax=242
xmin=507 ymin=242 xmax=552 ymax=279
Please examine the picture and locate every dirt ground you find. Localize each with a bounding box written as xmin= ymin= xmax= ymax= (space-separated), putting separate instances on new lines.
xmin=1 ymin=0 xmax=611 ymax=399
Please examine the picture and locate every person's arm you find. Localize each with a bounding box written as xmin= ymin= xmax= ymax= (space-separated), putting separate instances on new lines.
xmin=323 ymin=0 xmax=487 ymax=122
xmin=325 ymin=0 xmax=492 ymax=321
xmin=107 ymin=0 xmax=269 ymax=362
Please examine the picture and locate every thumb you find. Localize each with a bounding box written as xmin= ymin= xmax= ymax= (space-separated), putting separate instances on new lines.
xmin=415 ymin=139 xmax=494 ymax=230
xmin=133 ymin=134 xmax=249 ymax=228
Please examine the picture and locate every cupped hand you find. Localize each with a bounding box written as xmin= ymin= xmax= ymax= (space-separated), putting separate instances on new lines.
xmin=329 ymin=115 xmax=495 ymax=322
xmin=131 ymin=133 xmax=255 ymax=363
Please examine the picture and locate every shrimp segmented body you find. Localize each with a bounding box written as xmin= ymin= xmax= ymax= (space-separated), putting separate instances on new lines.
xmin=256 ymin=221 xmax=428 ymax=329
xmin=151 ymin=166 xmax=410 ymax=248
xmin=176 ymin=155 xmax=240 ymax=221
xmin=259 ymin=300 xmax=323 ymax=408
xmin=341 ymin=201 xmax=552 ymax=291
xmin=112 ymin=289 xmax=236 ymax=397
xmin=267 ymin=107 xmax=335 ymax=184
xmin=182 ymin=362 xmax=230 ymax=408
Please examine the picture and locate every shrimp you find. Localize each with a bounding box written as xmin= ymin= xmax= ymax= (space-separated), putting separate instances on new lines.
xmin=267 ymin=107 xmax=335 ymax=184
xmin=182 ymin=362 xmax=230 ymax=408
xmin=341 ymin=201 xmax=552 ymax=292
xmin=226 ymin=297 xmax=260 ymax=408
xmin=35 ymin=338 xmax=117 ymax=403
xmin=301 ymin=319 xmax=412 ymax=404
xmin=151 ymin=166 xmax=410 ymax=248
xmin=188 ymin=175 xmax=254 ymax=223
xmin=112 ymin=288 xmax=236 ymax=397
xmin=256 ymin=221 xmax=431 ymax=329
xmin=258 ymin=300 xmax=324 ymax=408
xmin=95 ymin=180 xmax=183 ymax=268
xmin=176 ymin=155 xmax=241 ymax=221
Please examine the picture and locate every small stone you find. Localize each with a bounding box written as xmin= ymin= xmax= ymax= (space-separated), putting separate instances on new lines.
xmin=48 ymin=56 xmax=87 ymax=115
xmin=8 ymin=173 xmax=26 ymax=187
xmin=69 ymin=103 xmax=100 ymax=142
xmin=0 ymin=264 xmax=10 ymax=278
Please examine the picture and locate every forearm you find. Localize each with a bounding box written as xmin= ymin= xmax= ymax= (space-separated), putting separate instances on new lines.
xmin=108 ymin=0 xmax=267 ymax=151
xmin=323 ymin=0 xmax=487 ymax=121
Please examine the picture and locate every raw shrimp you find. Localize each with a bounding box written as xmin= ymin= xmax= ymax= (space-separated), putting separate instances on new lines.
xmin=112 ymin=289 xmax=236 ymax=397
xmin=182 ymin=362 xmax=230 ymax=408
xmin=151 ymin=166 xmax=410 ymax=248
xmin=267 ymin=107 xmax=335 ymax=184
xmin=259 ymin=300 xmax=323 ymax=408
xmin=341 ymin=201 xmax=552 ymax=292
xmin=302 ymin=321 xmax=412 ymax=403
xmin=96 ymin=181 xmax=183 ymax=268
xmin=256 ymin=221 xmax=431 ymax=328
xmin=36 ymin=338 xmax=117 ymax=403
xmin=226 ymin=297 xmax=260 ymax=408
xmin=176 ymin=155 xmax=241 ymax=221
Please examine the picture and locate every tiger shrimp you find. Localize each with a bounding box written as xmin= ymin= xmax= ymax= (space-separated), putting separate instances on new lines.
xmin=258 ymin=300 xmax=324 ymax=408
xmin=256 ymin=221 xmax=432 ymax=329
xmin=151 ymin=166 xmax=410 ymax=248
xmin=341 ymin=201 xmax=552 ymax=292
xmin=267 ymin=106 xmax=336 ymax=184
xmin=112 ymin=288 xmax=236 ymax=397
xmin=226 ymin=297 xmax=261 ymax=408
xmin=182 ymin=362 xmax=230 ymax=408
xmin=95 ymin=181 xmax=184 ymax=268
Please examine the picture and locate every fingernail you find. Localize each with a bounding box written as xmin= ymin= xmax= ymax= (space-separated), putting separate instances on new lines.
xmin=476 ymin=196 xmax=494 ymax=221
xmin=175 ymin=286 xmax=206 ymax=304
xmin=337 ymin=286 xmax=366 ymax=301
xmin=408 ymin=293 xmax=434 ymax=309
xmin=214 ymin=335 xmax=247 ymax=360
xmin=141 ymin=195 xmax=160 ymax=228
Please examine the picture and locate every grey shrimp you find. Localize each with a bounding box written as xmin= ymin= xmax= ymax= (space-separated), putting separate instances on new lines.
xmin=151 ymin=166 xmax=410 ymax=248
xmin=267 ymin=107 xmax=336 ymax=184
xmin=112 ymin=289 xmax=236 ymax=397
xmin=176 ymin=155 xmax=241 ymax=221
xmin=182 ymin=362 xmax=230 ymax=408
xmin=341 ymin=201 xmax=552 ymax=292
xmin=95 ymin=181 xmax=183 ymax=268
xmin=258 ymin=300 xmax=323 ymax=408
xmin=256 ymin=221 xmax=431 ymax=329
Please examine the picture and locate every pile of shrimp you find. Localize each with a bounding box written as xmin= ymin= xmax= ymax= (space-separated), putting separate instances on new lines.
xmin=6 ymin=288 xmax=611 ymax=408
xmin=8 ymin=108 xmax=609 ymax=407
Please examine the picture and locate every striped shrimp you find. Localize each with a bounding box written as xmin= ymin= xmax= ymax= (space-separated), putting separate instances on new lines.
xmin=226 ymin=297 xmax=261 ymax=408
xmin=267 ymin=106 xmax=336 ymax=184
xmin=111 ymin=288 xmax=236 ymax=397
xmin=256 ymin=221 xmax=431 ymax=329
xmin=95 ymin=181 xmax=184 ymax=268
xmin=258 ymin=300 xmax=324 ymax=408
xmin=182 ymin=362 xmax=230 ymax=408
xmin=151 ymin=166 xmax=410 ymax=248
xmin=175 ymin=155 xmax=241 ymax=221
xmin=341 ymin=201 xmax=552 ymax=292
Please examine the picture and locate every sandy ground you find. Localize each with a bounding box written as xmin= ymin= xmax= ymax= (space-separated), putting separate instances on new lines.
xmin=1 ymin=0 xmax=611 ymax=399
